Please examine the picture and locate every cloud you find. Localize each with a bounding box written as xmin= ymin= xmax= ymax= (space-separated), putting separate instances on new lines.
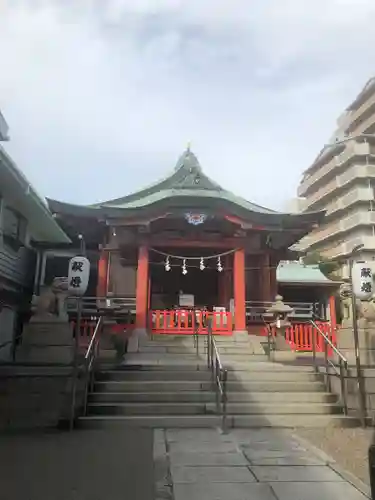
xmin=0 ymin=0 xmax=375 ymax=208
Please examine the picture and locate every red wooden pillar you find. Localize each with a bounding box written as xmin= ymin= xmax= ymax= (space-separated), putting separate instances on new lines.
xmin=136 ymin=245 xmax=149 ymax=329
xmin=329 ymin=295 xmax=337 ymax=331
xmin=96 ymin=250 xmax=109 ymax=297
xmin=233 ymin=248 xmax=246 ymax=331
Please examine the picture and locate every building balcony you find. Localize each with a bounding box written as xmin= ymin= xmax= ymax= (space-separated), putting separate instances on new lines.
xmin=325 ymin=186 xmax=374 ymax=216
xmin=304 ymin=163 xmax=375 ymax=210
xmin=298 ymin=141 xmax=371 ymax=197
xmin=322 ymin=235 xmax=375 ymax=260
xmin=307 ymin=210 xmax=375 ymax=248
xmin=346 ymin=91 xmax=375 ymax=134
xmin=349 ymin=108 xmax=375 ymax=135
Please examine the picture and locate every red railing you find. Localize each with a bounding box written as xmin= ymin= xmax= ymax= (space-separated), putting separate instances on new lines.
xmin=150 ymin=310 xmax=232 ymax=335
xmin=71 ymin=320 xmax=133 ymax=348
xmin=260 ymin=322 xmax=337 ymax=354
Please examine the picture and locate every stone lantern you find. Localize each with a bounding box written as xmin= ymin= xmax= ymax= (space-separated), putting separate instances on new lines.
xmin=265 ymin=295 xmax=294 ymax=352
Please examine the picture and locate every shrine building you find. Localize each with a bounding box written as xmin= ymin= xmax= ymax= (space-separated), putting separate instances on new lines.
xmin=41 ymin=149 xmax=328 ymax=336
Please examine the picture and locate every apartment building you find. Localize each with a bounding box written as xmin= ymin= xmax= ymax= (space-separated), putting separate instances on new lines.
xmin=297 ymin=77 xmax=375 ymax=267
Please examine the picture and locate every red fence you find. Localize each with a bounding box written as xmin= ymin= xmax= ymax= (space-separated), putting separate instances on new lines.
xmin=260 ymin=322 xmax=337 ymax=354
xmin=150 ymin=310 xmax=232 ymax=335
xmin=71 ymin=320 xmax=133 ymax=349
xmin=72 ymin=316 xmax=336 ymax=353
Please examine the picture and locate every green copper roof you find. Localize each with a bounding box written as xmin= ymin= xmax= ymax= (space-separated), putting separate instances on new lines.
xmin=97 ymin=149 xmax=276 ymax=214
xmin=277 ymin=261 xmax=335 ymax=285
xmin=47 ymin=149 xmax=325 ymax=243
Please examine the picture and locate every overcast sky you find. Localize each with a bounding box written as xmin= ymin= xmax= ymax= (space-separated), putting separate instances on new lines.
xmin=1 ymin=0 xmax=375 ymax=210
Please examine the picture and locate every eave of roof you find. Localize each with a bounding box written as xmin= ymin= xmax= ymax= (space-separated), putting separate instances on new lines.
xmin=276 ymin=261 xmax=339 ymax=286
xmin=0 ymin=146 xmax=71 ymax=244
xmin=48 ymin=148 xmax=325 ymax=230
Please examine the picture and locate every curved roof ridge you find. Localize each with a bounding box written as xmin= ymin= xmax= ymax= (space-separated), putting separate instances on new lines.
xmin=95 ymin=148 xmax=214 ymax=207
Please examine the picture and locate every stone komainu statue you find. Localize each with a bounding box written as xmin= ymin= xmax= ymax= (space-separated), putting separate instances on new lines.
xmin=339 ymin=281 xmax=375 ymax=324
xmin=31 ymin=277 xmax=70 ymax=322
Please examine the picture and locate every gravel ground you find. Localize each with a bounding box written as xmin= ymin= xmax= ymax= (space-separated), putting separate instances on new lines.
xmin=295 ymin=427 xmax=374 ymax=486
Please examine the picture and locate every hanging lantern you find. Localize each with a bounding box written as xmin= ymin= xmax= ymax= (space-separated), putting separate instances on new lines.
xmin=199 ymin=257 xmax=205 ymax=271
xmin=182 ymin=259 xmax=188 ymax=275
xmin=165 ymin=256 xmax=171 ymax=271
xmin=217 ymin=256 xmax=223 ymax=272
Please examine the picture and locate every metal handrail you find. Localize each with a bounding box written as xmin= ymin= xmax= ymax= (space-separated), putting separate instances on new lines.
xmin=69 ymin=315 xmax=103 ymax=430
xmin=263 ymin=316 xmax=352 ymax=418
xmin=310 ymin=319 xmax=350 ymax=418
xmin=67 ymin=296 xmax=136 ymax=310
xmin=85 ymin=316 xmax=103 ymax=361
xmin=206 ymin=320 xmax=228 ymax=432
xmin=310 ymin=319 xmax=347 ymax=363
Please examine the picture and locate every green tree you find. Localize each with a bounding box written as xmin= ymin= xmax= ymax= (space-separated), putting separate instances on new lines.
xmin=302 ymin=251 xmax=341 ymax=280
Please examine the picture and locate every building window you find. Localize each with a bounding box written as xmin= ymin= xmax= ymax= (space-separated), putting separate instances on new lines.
xmin=2 ymin=207 xmax=27 ymax=245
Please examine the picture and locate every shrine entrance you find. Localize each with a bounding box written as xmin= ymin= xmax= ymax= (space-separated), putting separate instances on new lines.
xmin=149 ymin=247 xmax=233 ymax=335
xmin=149 ymin=247 xmax=222 ymax=310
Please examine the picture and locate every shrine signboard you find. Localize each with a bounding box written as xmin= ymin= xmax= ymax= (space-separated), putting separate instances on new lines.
xmin=68 ymin=256 xmax=90 ymax=296
xmin=352 ymin=262 xmax=373 ymax=300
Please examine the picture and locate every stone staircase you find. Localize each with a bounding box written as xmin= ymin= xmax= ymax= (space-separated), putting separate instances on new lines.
xmin=79 ymin=334 xmax=360 ymax=429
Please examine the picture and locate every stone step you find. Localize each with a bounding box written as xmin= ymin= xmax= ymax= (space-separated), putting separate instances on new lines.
xmin=95 ymin=369 xmax=317 ymax=382
xmin=78 ymin=414 xmax=359 ymax=429
xmin=89 ymin=391 xmax=337 ymax=404
xmin=89 ymin=391 xmax=217 ymax=403
xmin=87 ymin=401 xmax=341 ymax=416
xmin=96 ymin=370 xmax=212 ymax=382
xmin=220 ymin=355 xmax=273 ymax=363
xmin=88 ymin=402 xmax=208 ymax=415
xmin=79 ymin=415 xmax=222 ymax=428
xmin=93 ymin=380 xmax=326 ymax=393
xmin=145 ymin=335 xmax=240 ymax=342
xmin=138 ymin=346 xmax=260 ymax=355
xmin=115 ymin=362 xmax=316 ymax=372
xmin=122 ymin=354 xmax=271 ymax=366
xmin=141 ymin=340 xmax=255 ymax=349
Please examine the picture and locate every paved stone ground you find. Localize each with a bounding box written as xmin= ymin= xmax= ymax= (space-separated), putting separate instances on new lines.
xmin=296 ymin=427 xmax=373 ymax=486
xmin=0 ymin=428 xmax=154 ymax=500
xmin=155 ymin=428 xmax=371 ymax=500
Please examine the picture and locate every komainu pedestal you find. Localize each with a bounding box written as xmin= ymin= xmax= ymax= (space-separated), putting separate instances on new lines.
xmin=338 ymin=295 xmax=375 ymax=366
xmin=338 ymin=322 xmax=375 ymax=366
xmin=17 ymin=279 xmax=74 ymax=365
xmin=17 ymin=322 xmax=75 ymax=365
